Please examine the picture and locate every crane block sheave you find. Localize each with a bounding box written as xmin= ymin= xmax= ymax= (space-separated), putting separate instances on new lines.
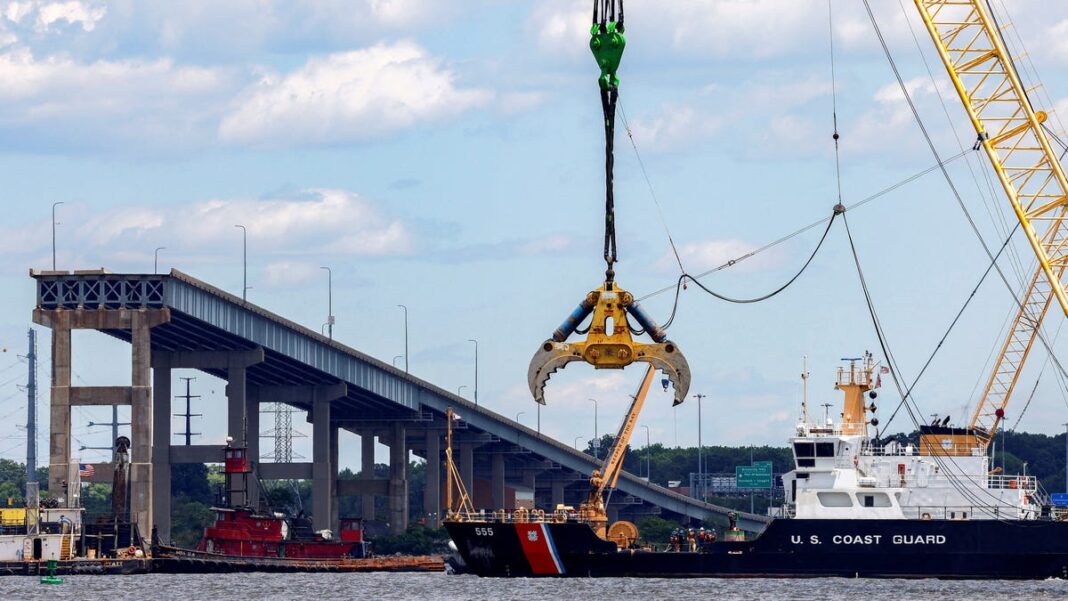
xmin=915 ymin=0 xmax=1068 ymax=447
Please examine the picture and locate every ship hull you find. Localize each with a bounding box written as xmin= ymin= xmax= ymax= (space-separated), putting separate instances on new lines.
xmin=445 ymin=519 xmax=1068 ymax=579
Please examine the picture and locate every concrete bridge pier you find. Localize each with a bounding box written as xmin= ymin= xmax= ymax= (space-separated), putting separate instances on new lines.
xmin=312 ymin=397 xmax=333 ymax=532
xmin=32 ymin=306 xmax=171 ymax=545
xmin=388 ymin=422 xmax=408 ymax=534
xmin=360 ymin=430 xmax=376 ymax=520
xmin=151 ymin=352 xmax=172 ymax=542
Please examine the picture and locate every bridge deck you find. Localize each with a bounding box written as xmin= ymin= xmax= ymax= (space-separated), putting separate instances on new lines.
xmin=32 ymin=268 xmax=769 ymax=531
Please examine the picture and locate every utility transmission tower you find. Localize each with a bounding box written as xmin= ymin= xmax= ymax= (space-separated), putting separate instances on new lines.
xmin=24 ymin=329 xmax=37 ymax=482
xmin=85 ymin=406 xmax=131 ymax=460
xmin=262 ymin=403 xmax=305 ymax=462
xmin=174 ymin=377 xmax=201 ymax=446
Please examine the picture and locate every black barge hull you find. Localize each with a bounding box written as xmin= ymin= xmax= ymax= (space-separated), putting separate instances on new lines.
xmin=445 ymin=519 xmax=1068 ymax=579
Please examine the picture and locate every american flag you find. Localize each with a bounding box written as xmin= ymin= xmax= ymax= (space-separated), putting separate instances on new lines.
xmin=79 ymin=463 xmax=95 ymax=478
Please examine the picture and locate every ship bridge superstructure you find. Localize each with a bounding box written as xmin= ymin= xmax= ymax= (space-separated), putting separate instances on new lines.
xmin=782 ymin=356 xmax=1043 ymax=521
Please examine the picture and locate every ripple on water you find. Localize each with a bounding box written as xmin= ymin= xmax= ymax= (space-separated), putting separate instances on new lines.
xmin=2 ymin=572 xmax=1066 ymax=601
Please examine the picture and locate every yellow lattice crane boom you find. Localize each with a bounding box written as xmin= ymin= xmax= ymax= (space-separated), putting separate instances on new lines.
xmin=914 ymin=0 xmax=1068 ymax=449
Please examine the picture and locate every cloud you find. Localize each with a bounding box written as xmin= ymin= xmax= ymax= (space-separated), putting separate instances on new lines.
xmin=434 ymin=233 xmax=580 ymax=264
xmin=218 ymin=41 xmax=493 ymax=146
xmin=626 ymin=102 xmax=723 ymax=152
xmin=0 ymin=188 xmax=414 ymax=275
xmin=657 ymin=239 xmax=769 ymax=275
xmin=529 ymin=0 xmax=831 ymax=62
xmin=261 ymin=261 xmax=321 ymax=289
xmin=498 ymin=90 xmax=548 ymax=115
xmin=33 ymin=1 xmax=105 ymax=32
xmin=0 ymin=46 xmax=235 ymax=151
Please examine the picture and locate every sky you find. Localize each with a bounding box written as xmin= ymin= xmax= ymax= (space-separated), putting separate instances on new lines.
xmin=2 ymin=0 xmax=1068 ymax=470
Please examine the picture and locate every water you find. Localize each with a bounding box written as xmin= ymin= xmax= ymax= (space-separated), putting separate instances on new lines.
xmin=3 ymin=573 xmax=1067 ymax=600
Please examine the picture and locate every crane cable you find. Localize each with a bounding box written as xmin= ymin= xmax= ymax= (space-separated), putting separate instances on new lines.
xmin=591 ymin=0 xmax=626 ymax=285
xmin=855 ymin=0 xmax=1054 ymax=515
xmin=860 ymin=0 xmax=1068 ymax=400
xmin=844 ymin=210 xmax=1026 ymax=519
xmin=618 ymin=101 xmax=687 ymax=278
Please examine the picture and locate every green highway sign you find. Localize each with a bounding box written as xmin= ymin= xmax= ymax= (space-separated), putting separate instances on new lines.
xmin=735 ymin=463 xmax=773 ymax=489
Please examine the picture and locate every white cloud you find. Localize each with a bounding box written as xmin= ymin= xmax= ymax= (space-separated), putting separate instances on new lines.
xmin=0 ymin=189 xmax=414 ymax=274
xmin=34 ymin=1 xmax=104 ymax=32
xmin=262 ymin=261 xmax=321 ymax=289
xmin=218 ymin=41 xmax=493 ymax=146
xmin=2 ymin=1 xmax=106 ymax=32
xmin=498 ymin=90 xmax=548 ymax=115
xmin=529 ymin=0 xmax=829 ymax=61
xmin=0 ymin=46 xmax=234 ymax=150
xmin=658 ymin=239 xmax=766 ymax=275
xmin=627 ymin=102 xmax=722 ymax=152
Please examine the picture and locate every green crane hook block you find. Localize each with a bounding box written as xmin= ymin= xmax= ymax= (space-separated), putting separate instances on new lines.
xmin=590 ymin=21 xmax=625 ymax=90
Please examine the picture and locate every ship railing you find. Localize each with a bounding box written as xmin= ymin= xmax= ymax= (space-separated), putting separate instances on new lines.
xmin=445 ymin=508 xmax=572 ymax=524
xmin=904 ymin=504 xmax=1028 ymax=520
xmin=769 ymin=505 xmax=795 ymax=519
xmin=986 ymin=474 xmax=1037 ymax=492
xmin=859 ymin=443 xmax=919 ymax=457
xmin=836 ymin=366 xmax=871 ymax=387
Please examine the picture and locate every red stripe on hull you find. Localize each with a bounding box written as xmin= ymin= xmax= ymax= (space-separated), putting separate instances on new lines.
xmin=515 ymin=524 xmax=562 ymax=575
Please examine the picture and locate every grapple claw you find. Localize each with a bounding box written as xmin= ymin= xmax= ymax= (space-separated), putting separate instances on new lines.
xmin=527 ymin=341 xmax=582 ymax=405
xmin=528 ymin=280 xmax=690 ymax=405
xmin=634 ymin=341 xmax=691 ymax=405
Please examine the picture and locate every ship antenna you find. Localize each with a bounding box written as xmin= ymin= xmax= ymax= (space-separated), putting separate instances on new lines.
xmin=821 ymin=402 xmax=833 ymax=426
xmin=801 ymin=355 xmax=810 ymax=424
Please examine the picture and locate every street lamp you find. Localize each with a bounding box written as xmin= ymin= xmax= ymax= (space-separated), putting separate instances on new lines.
xmin=458 ymin=385 xmax=468 ymax=397
xmin=693 ymin=393 xmax=707 ymax=501
xmin=51 ymin=201 xmax=64 ymax=270
xmin=321 ymin=266 xmax=333 ymax=340
xmin=393 ymin=355 xmax=404 ymax=368
xmin=588 ymin=398 xmax=598 ymax=459
xmin=641 ymin=424 xmax=651 ymax=480
xmin=397 ymin=305 xmax=409 ymax=373
xmin=574 ymin=436 xmax=585 ymax=451
xmin=154 ymin=246 xmax=166 ymax=274
xmin=516 ymin=411 xmax=525 ymax=425
xmin=234 ymin=224 xmax=247 ymax=301
xmin=468 ymin=339 xmax=479 ymax=406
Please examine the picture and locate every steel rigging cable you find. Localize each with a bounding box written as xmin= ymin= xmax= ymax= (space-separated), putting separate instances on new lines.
xmin=591 ymin=0 xmax=626 ymax=284
xmin=860 ymin=0 xmax=1068 ymax=394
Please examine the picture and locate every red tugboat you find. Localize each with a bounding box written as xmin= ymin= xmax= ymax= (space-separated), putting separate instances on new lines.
xmin=193 ymin=445 xmax=368 ymax=559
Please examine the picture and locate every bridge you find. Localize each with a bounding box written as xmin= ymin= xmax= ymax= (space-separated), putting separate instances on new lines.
xmin=30 ymin=268 xmax=769 ymax=542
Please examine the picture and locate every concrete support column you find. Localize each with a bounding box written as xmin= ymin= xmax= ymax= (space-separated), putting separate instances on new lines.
xmin=552 ymin=480 xmax=565 ymax=510
xmin=460 ymin=444 xmax=474 ymax=507
xmin=245 ymin=387 xmax=260 ymax=510
xmin=225 ymin=363 xmax=247 ymax=507
xmin=329 ymin=424 xmax=339 ymax=531
xmin=312 ymin=398 xmax=332 ymax=532
xmin=388 ymin=422 xmax=408 ymax=534
xmin=48 ymin=318 xmax=71 ymax=499
xmin=491 ymin=454 xmax=505 ymax=510
xmin=360 ymin=431 xmax=375 ymax=520
xmin=423 ymin=430 xmax=441 ymax=527
xmin=129 ymin=312 xmax=154 ymax=543
xmin=151 ymin=353 xmax=172 ymax=542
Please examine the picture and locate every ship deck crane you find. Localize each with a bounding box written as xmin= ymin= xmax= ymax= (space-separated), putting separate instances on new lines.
xmin=912 ymin=0 xmax=1068 ymax=453
xmin=578 ymin=364 xmax=655 ymax=544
